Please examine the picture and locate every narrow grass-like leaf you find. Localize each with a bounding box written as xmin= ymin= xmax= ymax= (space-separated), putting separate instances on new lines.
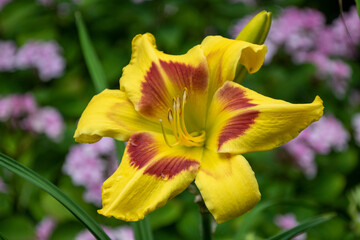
xmin=235 ymin=201 xmax=275 ymax=240
xmin=355 ymin=0 xmax=360 ymax=18
xmin=0 ymin=153 xmax=110 ymax=240
xmin=75 ymin=11 xmax=154 ymax=240
xmin=268 ymin=213 xmax=335 ymax=240
xmin=75 ymin=11 xmax=107 ymax=93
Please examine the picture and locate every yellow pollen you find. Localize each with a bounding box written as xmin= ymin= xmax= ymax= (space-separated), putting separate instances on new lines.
xmin=160 ymin=88 xmax=206 ymax=148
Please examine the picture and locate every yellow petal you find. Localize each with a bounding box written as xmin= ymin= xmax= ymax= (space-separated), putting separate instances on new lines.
xmin=195 ymin=150 xmax=260 ymax=223
xmin=200 ymin=36 xmax=266 ymax=101
xmin=206 ymin=81 xmax=324 ymax=154
xmin=120 ymin=33 xmax=209 ymax=130
xmin=74 ymin=89 xmax=160 ymax=143
xmin=98 ymin=131 xmax=203 ymax=221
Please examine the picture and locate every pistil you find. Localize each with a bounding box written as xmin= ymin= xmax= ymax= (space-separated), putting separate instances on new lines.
xmin=160 ymin=88 xmax=206 ymax=148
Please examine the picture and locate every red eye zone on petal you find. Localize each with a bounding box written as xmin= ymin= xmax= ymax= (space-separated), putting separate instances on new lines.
xmin=128 ymin=132 xmax=159 ymax=169
xmin=140 ymin=62 xmax=169 ymax=118
xmin=218 ymin=110 xmax=259 ymax=150
xmin=159 ymin=60 xmax=208 ymax=92
xmin=144 ymin=156 xmax=199 ymax=179
xmin=217 ymin=83 xmax=256 ymax=111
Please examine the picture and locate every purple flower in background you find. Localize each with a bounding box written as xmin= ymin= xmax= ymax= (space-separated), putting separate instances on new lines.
xmin=274 ymin=214 xmax=306 ymax=240
xmin=284 ymin=115 xmax=349 ymax=178
xmin=285 ymin=141 xmax=316 ymax=178
xmin=25 ymin=107 xmax=65 ymax=141
xmin=35 ymin=217 xmax=57 ymax=240
xmin=76 ymin=226 xmax=134 ymax=240
xmin=0 ymin=0 xmax=12 ymax=11
xmin=0 ymin=41 xmax=16 ymax=71
xmin=63 ymin=138 xmax=119 ymax=206
xmin=0 ymin=93 xmax=65 ymax=141
xmin=230 ymin=6 xmax=359 ymax=97
xmin=16 ymin=40 xmax=65 ymax=81
xmin=305 ymin=115 xmax=349 ymax=153
xmin=352 ymin=114 xmax=360 ymax=146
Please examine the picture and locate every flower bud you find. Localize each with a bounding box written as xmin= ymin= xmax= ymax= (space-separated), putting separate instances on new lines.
xmin=235 ymin=11 xmax=272 ymax=83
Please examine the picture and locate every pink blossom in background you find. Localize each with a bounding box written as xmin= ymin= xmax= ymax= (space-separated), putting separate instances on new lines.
xmin=76 ymin=226 xmax=134 ymax=240
xmin=230 ymin=6 xmax=359 ymax=97
xmin=35 ymin=217 xmax=57 ymax=240
xmin=0 ymin=93 xmax=65 ymax=141
xmin=0 ymin=41 xmax=16 ymax=71
xmin=63 ymin=138 xmax=119 ymax=206
xmin=25 ymin=107 xmax=65 ymax=141
xmin=352 ymin=114 xmax=360 ymax=146
xmin=285 ymin=141 xmax=316 ymax=178
xmin=0 ymin=0 xmax=11 ymax=11
xmin=283 ymin=115 xmax=349 ymax=178
xmin=305 ymin=115 xmax=349 ymax=154
xmin=274 ymin=214 xmax=306 ymax=240
xmin=15 ymin=40 xmax=65 ymax=81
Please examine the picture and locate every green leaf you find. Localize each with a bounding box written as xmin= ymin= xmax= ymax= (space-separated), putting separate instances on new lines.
xmin=235 ymin=201 xmax=275 ymax=240
xmin=356 ymin=0 xmax=360 ymax=18
xmin=0 ymin=232 xmax=8 ymax=240
xmin=267 ymin=213 xmax=335 ymax=240
xmin=75 ymin=11 xmax=153 ymax=240
xmin=0 ymin=153 xmax=111 ymax=240
xmin=131 ymin=218 xmax=154 ymax=240
xmin=0 ymin=216 xmax=34 ymax=240
xmin=75 ymin=12 xmax=107 ymax=93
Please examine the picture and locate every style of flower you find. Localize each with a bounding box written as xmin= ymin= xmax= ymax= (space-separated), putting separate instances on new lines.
xmin=74 ymin=33 xmax=323 ymax=223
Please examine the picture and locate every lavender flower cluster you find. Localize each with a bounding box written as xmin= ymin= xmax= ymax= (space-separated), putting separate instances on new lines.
xmin=35 ymin=217 xmax=57 ymax=240
xmin=231 ymin=6 xmax=360 ymax=97
xmin=76 ymin=226 xmax=134 ymax=240
xmin=0 ymin=93 xmax=64 ymax=141
xmin=284 ymin=115 xmax=349 ymax=178
xmin=63 ymin=138 xmax=119 ymax=206
xmin=274 ymin=213 xmax=306 ymax=240
xmin=33 ymin=216 xmax=133 ymax=240
xmin=0 ymin=0 xmax=11 ymax=10
xmin=0 ymin=40 xmax=65 ymax=81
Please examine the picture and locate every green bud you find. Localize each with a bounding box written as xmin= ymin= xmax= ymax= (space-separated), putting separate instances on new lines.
xmin=234 ymin=11 xmax=272 ymax=83
xmin=236 ymin=10 xmax=272 ymax=44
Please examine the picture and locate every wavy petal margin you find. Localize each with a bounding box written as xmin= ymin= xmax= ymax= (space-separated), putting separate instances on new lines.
xmin=98 ymin=132 xmax=203 ymax=221
xmin=195 ymin=150 xmax=260 ymax=223
xmin=120 ymin=33 xmax=209 ymax=129
xmin=200 ymin=36 xmax=267 ymax=102
xmin=206 ymin=81 xmax=324 ymax=154
xmin=74 ymin=89 xmax=159 ymax=143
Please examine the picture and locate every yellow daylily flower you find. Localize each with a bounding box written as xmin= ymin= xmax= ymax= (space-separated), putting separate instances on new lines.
xmin=74 ymin=33 xmax=323 ymax=223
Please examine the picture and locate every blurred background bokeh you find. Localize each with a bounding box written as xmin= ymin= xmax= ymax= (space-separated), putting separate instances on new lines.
xmin=0 ymin=0 xmax=359 ymax=239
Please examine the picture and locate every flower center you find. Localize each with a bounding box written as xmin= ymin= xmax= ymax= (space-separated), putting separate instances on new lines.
xmin=160 ymin=88 xmax=206 ymax=148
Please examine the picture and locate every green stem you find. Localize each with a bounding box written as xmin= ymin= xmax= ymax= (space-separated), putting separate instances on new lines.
xmin=200 ymin=212 xmax=212 ymax=240
xmin=130 ymin=218 xmax=154 ymax=240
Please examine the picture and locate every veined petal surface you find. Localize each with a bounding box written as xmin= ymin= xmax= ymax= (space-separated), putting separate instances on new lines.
xmin=195 ymin=150 xmax=260 ymax=223
xmin=200 ymin=36 xmax=266 ymax=101
xmin=206 ymin=81 xmax=324 ymax=154
xmin=98 ymin=131 xmax=203 ymax=221
xmin=74 ymin=89 xmax=159 ymax=143
xmin=120 ymin=33 xmax=209 ymax=130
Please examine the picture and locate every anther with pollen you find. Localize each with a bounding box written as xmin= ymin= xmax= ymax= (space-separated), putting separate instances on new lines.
xmin=159 ymin=88 xmax=206 ymax=148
